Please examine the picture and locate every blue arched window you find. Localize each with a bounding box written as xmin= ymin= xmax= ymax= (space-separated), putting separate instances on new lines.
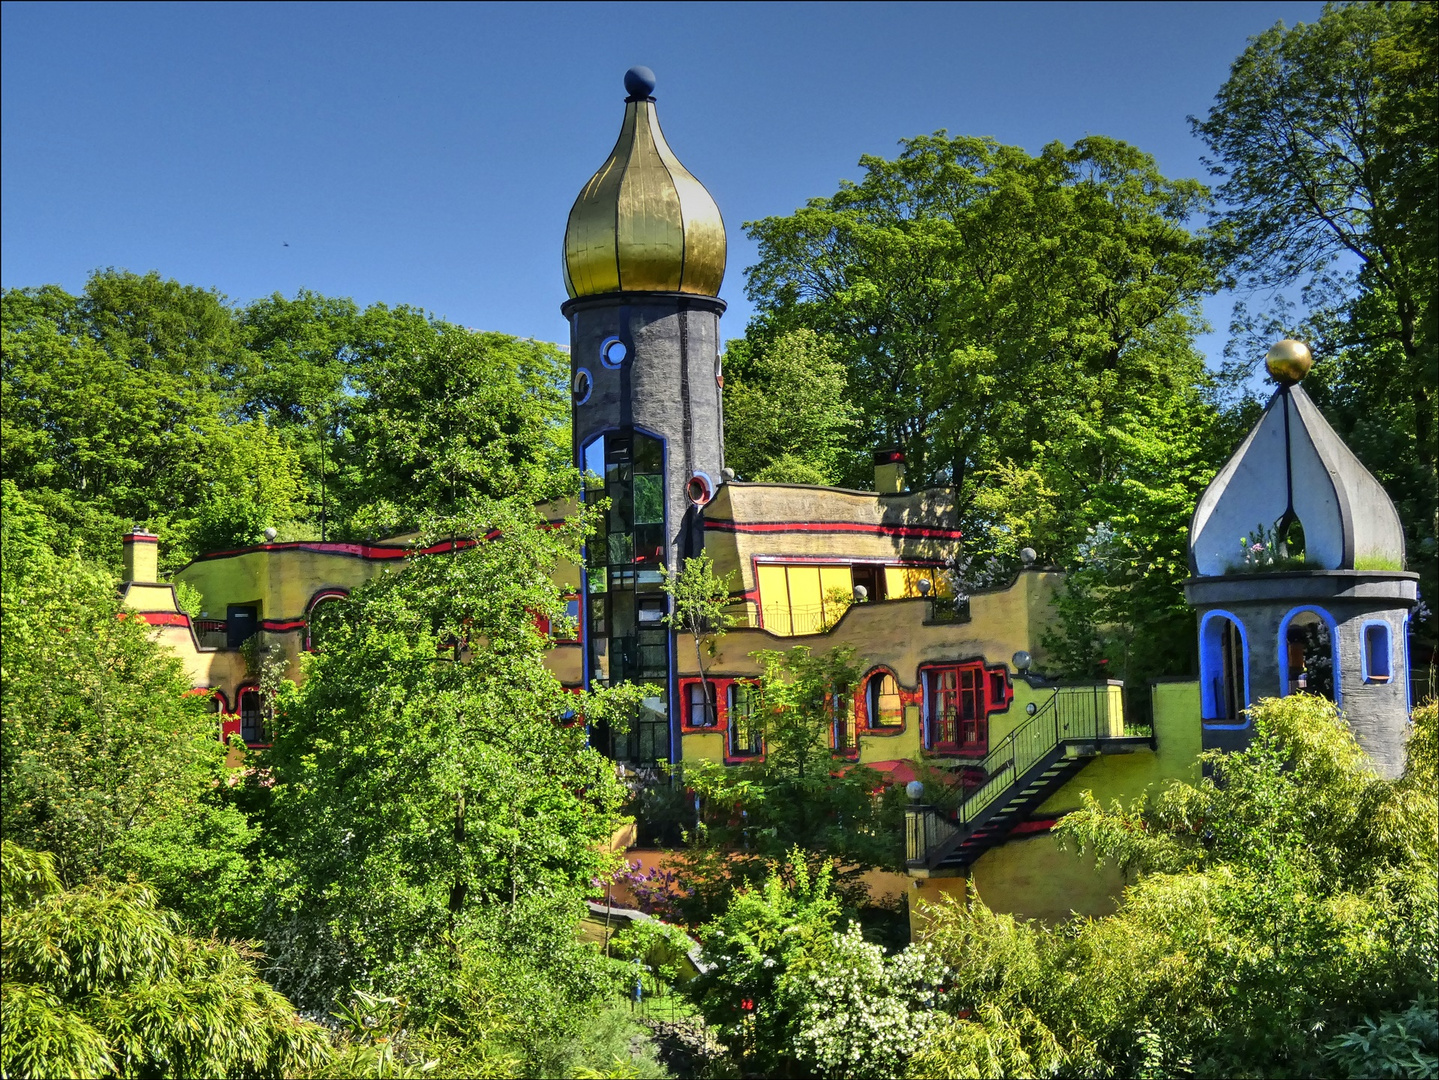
xmin=1360 ymin=621 xmax=1392 ymax=684
xmin=1200 ymin=610 xmax=1249 ymax=726
xmin=1277 ymin=607 xmax=1342 ymax=705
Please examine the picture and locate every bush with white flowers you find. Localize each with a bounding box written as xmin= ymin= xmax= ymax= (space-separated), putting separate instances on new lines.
xmin=787 ymin=922 xmax=948 ymax=1078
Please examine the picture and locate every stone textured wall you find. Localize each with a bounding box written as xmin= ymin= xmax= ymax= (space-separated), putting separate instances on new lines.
xmin=1188 ymin=572 xmax=1417 ymax=777
xmin=569 ymin=295 xmax=724 ymax=569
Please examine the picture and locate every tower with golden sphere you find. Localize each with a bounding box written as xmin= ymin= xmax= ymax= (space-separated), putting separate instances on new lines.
xmin=1186 ymin=340 xmax=1418 ymax=776
xmin=562 ymin=66 xmax=727 ymax=762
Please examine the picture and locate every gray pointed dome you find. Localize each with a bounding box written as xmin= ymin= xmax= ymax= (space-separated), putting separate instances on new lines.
xmin=1188 ymin=384 xmax=1405 ymax=576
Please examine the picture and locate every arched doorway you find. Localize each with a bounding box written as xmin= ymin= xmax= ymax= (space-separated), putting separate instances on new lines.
xmin=1200 ymin=611 xmax=1248 ymax=723
xmin=1279 ymin=607 xmax=1339 ymax=702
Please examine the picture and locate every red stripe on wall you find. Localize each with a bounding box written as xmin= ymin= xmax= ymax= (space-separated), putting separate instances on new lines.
xmin=189 ymin=533 xmax=506 ymax=563
xmin=706 ymin=520 xmax=963 ymax=541
xmin=1008 ymin=818 xmax=1058 ymax=836
xmin=129 ymin=611 xmax=192 ymax=627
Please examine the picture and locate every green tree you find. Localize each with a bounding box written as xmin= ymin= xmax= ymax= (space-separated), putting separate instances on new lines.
xmin=1043 ymin=389 xmax=1224 ymax=688
xmin=673 ymin=646 xmax=898 ymax=920
xmin=742 ymin=133 xmax=1215 ymax=515
xmin=0 ymin=841 xmax=329 ymax=1080
xmin=720 ymin=329 xmax=859 ymax=484
xmin=689 ymin=851 xmax=940 ymax=1078
xmin=335 ymin=323 xmax=570 ymax=538
xmin=3 ymin=274 xmax=574 ymax=564
xmin=739 ymin=133 xmax=1224 ymax=672
xmin=255 ymin=496 xmax=643 ymax=1063
xmin=1 ymin=271 xmax=303 ymax=568
xmin=1196 ymin=0 xmax=1438 ymax=641
xmin=662 ymin=551 xmax=735 ymax=730
xmin=0 ymin=482 xmax=255 ymax=930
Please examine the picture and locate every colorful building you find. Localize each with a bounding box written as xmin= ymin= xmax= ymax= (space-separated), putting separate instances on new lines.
xmin=121 ymin=67 xmax=1419 ymax=927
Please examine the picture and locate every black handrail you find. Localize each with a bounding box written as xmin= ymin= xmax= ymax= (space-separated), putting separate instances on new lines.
xmin=952 ymin=685 xmax=1116 ymax=827
xmin=907 ymin=684 xmax=1154 ymax=868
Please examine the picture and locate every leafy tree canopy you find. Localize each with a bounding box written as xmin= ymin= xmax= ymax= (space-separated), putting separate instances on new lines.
xmin=0 ymin=482 xmax=255 ymax=931
xmin=738 ymin=133 xmax=1225 ymax=683
xmin=254 ymin=497 xmax=642 ymax=1045
xmin=910 ymin=695 xmax=1438 ymax=1078
xmin=720 ymin=329 xmax=859 ymax=485
xmin=1197 ymin=0 xmax=1438 ymax=644
xmin=741 ymin=132 xmax=1216 ymax=510
xmin=0 ymin=841 xmax=329 ymax=1080
xmin=1 ymin=272 xmax=571 ymax=570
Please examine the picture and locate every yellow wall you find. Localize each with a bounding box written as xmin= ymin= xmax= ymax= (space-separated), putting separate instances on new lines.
xmin=118 ymin=582 xmax=249 ymax=700
xmin=177 ymin=548 xmax=391 ymax=624
xmin=857 ymin=721 xmax=922 ymax=766
xmin=682 ymin=730 xmax=728 ymax=765
xmin=702 ymin=483 xmax=964 ymax=622
xmin=676 ymin=571 xmax=1066 ymax=767
xmin=905 ymin=679 xmax=1204 ymax=937
xmin=690 ymin=572 xmax=1063 ymax=685
xmin=1035 ymin=681 xmax=1199 ymax=816
xmin=908 ymin=835 xmax=1128 ymax=936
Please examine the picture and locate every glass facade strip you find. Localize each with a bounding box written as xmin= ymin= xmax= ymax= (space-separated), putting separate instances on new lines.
xmin=581 ymin=430 xmax=671 ymax=762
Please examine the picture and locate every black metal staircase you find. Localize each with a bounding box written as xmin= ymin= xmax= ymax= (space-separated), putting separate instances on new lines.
xmin=906 ymin=684 xmax=1153 ymax=874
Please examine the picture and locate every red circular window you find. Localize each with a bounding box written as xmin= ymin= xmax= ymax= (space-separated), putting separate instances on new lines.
xmin=687 ymin=474 xmax=712 ymax=505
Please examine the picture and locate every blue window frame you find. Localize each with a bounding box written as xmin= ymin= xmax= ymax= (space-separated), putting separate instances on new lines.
xmin=1200 ymin=610 xmax=1249 ymax=726
xmin=1277 ymin=607 xmax=1342 ymax=706
xmin=1361 ymin=621 xmax=1392 ymax=683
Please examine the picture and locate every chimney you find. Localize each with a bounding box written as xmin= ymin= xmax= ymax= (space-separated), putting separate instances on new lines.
xmin=122 ymin=531 xmax=159 ymax=583
xmin=873 ymin=448 xmax=905 ymax=494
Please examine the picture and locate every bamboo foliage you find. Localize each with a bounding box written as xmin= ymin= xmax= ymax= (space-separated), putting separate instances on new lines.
xmin=0 ymin=841 xmax=328 ymax=1080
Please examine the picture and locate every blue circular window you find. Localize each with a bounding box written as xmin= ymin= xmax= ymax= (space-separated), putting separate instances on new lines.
xmin=600 ymin=336 xmax=628 ymax=368
xmin=572 ymin=367 xmax=593 ymax=405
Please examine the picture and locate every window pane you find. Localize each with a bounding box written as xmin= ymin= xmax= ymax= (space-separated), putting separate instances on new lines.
xmin=872 ymin=673 xmax=902 ymax=727
xmin=633 ymin=434 xmax=663 ymax=474
xmin=583 ymin=437 xmax=605 ymax=488
xmin=607 ymin=533 xmax=634 ymax=565
xmin=634 ymin=474 xmax=664 ymax=524
xmin=1365 ymin=624 xmax=1391 ymax=679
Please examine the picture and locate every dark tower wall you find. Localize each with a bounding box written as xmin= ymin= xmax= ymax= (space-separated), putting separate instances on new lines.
xmin=565 ymin=292 xmax=725 ymax=564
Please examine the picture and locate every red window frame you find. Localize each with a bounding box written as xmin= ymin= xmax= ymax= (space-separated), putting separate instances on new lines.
xmin=237 ymin=686 xmax=270 ymax=748
xmin=927 ymin=664 xmax=987 ymax=754
xmin=685 ymin=680 xmax=718 ymax=728
xmin=866 ymin=670 xmax=904 ymax=730
xmin=304 ymin=589 xmax=349 ymax=652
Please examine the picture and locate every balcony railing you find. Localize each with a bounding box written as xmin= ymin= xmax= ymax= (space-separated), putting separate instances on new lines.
xmin=906 ymin=803 xmax=961 ymax=865
xmin=907 ymin=682 xmax=1153 ymax=869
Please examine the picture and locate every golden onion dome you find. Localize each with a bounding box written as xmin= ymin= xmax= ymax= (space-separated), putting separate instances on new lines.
xmin=563 ymin=67 xmax=726 ymax=299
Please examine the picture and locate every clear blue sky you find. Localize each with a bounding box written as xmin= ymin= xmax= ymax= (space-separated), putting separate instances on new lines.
xmin=2 ymin=0 xmax=1323 ymax=362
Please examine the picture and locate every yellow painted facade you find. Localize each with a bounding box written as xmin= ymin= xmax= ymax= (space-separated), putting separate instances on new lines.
xmin=701 ymin=482 xmax=963 ymax=634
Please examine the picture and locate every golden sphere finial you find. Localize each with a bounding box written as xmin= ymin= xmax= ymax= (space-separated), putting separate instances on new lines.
xmin=1265 ymin=339 xmax=1313 ymax=385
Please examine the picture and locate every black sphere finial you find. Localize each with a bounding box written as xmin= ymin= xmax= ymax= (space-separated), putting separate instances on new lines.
xmin=624 ymin=65 xmax=656 ymax=100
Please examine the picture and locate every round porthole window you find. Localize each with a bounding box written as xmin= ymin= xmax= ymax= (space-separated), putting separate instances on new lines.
xmin=600 ymin=336 xmax=628 ymax=368
xmin=687 ymin=473 xmax=713 ymax=505
xmin=572 ymin=368 xmax=593 ymax=405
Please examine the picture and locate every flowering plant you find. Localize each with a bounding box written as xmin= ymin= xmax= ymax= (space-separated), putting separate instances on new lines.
xmin=1238 ymin=523 xmax=1280 ymax=568
xmin=1229 ymin=522 xmax=1308 ymax=573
